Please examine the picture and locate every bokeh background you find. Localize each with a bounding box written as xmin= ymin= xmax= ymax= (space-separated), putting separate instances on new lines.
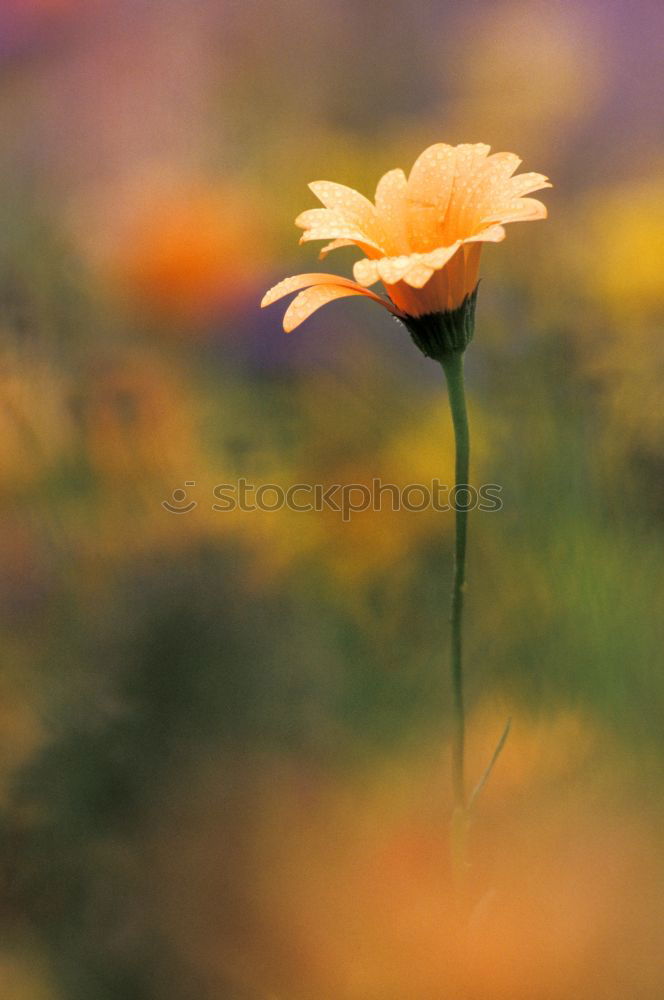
xmin=0 ymin=1 xmax=662 ymax=997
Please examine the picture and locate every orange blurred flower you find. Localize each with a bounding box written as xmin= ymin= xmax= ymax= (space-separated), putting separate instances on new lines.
xmin=72 ymin=173 xmax=270 ymax=325
xmin=262 ymin=142 xmax=550 ymax=331
xmin=117 ymin=187 xmax=262 ymax=320
xmin=119 ymin=186 xmax=260 ymax=315
xmin=150 ymin=713 xmax=664 ymax=1000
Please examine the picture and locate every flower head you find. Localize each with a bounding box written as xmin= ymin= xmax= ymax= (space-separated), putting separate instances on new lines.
xmin=262 ymin=142 xmax=550 ymax=353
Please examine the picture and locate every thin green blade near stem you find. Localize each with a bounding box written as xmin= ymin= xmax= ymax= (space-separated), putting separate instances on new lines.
xmin=468 ymin=717 xmax=512 ymax=812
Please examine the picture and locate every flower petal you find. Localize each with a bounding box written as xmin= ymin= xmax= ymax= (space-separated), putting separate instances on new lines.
xmin=385 ymin=242 xmax=482 ymax=316
xmin=295 ymin=207 xmax=347 ymax=229
xmin=295 ymin=205 xmax=385 ymax=256
xmin=407 ymin=143 xmax=493 ymax=250
xmin=464 ymin=223 xmax=506 ymax=244
xmin=422 ymin=243 xmax=464 ymax=268
xmin=353 ymin=242 xmax=463 ymax=290
xmin=482 ymin=198 xmax=548 ymax=226
xmin=485 ymin=151 xmax=522 ymax=178
xmin=442 ymin=144 xmax=495 ymax=243
xmin=318 ymin=238 xmax=356 ymax=259
xmin=353 ymin=257 xmax=380 ymax=287
xmin=283 ymin=284 xmax=381 ymax=332
xmin=512 ymin=197 xmax=549 ymax=220
xmin=403 ymin=243 xmax=462 ymax=288
xmin=376 ymin=254 xmax=418 ymax=285
xmin=508 ymin=172 xmax=552 ymax=198
xmin=402 ymin=260 xmax=434 ymax=289
xmin=374 ymin=168 xmax=409 ymax=254
xmin=456 ymin=143 xmax=492 ymax=160
xmin=471 ymin=170 xmax=551 ymax=230
xmin=262 ymin=272 xmax=402 ymax=330
xmin=407 ymin=143 xmax=457 ymax=251
xmin=462 ymin=242 xmax=482 ymax=297
xmin=299 ymin=222 xmax=384 ymax=255
xmin=353 ymin=242 xmax=464 ymax=293
xmin=308 ymin=181 xmax=384 ymax=244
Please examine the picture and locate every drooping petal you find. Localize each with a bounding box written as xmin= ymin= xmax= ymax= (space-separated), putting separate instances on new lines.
xmin=283 ymin=284 xmax=379 ymax=332
xmin=262 ymin=272 xmax=362 ymax=307
xmin=261 ymin=271 xmax=402 ymax=331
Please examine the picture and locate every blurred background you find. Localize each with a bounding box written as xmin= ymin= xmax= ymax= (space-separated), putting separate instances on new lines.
xmin=0 ymin=0 xmax=662 ymax=997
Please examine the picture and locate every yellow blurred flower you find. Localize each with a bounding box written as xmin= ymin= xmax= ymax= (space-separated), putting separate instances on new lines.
xmin=574 ymin=177 xmax=664 ymax=458
xmin=71 ymin=351 xmax=219 ymax=563
xmin=0 ymin=347 xmax=74 ymax=495
xmin=315 ymin=396 xmax=492 ymax=585
xmin=233 ymin=366 xmax=493 ymax=599
xmin=0 ymin=952 xmax=57 ymax=1000
xmin=82 ymin=352 xmax=202 ymax=484
xmin=262 ymin=142 xmax=550 ymax=330
xmin=583 ymin=177 xmax=664 ymax=316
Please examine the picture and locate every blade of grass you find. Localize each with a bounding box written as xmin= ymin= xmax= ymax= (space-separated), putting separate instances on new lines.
xmin=468 ymin=717 xmax=512 ymax=812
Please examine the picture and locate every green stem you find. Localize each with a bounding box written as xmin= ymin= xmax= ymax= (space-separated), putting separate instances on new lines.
xmin=440 ymin=351 xmax=469 ymax=816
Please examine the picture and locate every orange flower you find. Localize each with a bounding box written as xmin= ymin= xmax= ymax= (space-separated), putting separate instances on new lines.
xmin=262 ymin=142 xmax=550 ymax=333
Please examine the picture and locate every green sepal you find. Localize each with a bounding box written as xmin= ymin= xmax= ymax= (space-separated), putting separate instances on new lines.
xmin=398 ymin=284 xmax=479 ymax=361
